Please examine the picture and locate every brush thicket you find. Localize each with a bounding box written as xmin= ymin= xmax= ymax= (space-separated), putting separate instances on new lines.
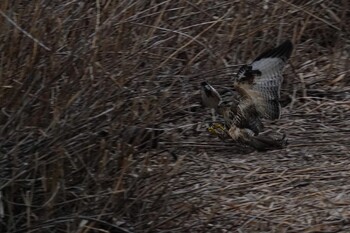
xmin=1 ymin=1 xmax=349 ymax=232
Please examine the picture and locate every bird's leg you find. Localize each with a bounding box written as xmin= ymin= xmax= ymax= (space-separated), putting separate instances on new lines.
xmin=212 ymin=122 xmax=226 ymax=130
xmin=211 ymin=108 xmax=216 ymax=122
xmin=207 ymin=122 xmax=225 ymax=133
xmin=207 ymin=122 xmax=227 ymax=140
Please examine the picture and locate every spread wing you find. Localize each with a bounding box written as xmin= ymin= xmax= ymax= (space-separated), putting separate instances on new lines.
xmin=200 ymin=40 xmax=293 ymax=137
xmin=234 ymin=40 xmax=293 ymax=125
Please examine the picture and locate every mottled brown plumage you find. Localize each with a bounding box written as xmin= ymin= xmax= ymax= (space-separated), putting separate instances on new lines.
xmin=201 ymin=40 xmax=293 ymax=151
xmin=234 ymin=40 xmax=293 ymax=122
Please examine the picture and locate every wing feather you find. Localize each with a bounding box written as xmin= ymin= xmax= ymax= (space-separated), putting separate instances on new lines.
xmin=235 ymin=40 xmax=293 ymax=122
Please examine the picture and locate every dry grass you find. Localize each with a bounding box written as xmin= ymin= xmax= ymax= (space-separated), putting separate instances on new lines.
xmin=1 ymin=0 xmax=350 ymax=232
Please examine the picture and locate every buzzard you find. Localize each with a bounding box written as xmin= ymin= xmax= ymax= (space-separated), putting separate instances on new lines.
xmin=201 ymin=40 xmax=293 ymax=151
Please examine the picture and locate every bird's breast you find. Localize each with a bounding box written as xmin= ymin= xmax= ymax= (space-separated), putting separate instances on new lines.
xmin=227 ymin=125 xmax=241 ymax=140
xmin=228 ymin=126 xmax=254 ymax=141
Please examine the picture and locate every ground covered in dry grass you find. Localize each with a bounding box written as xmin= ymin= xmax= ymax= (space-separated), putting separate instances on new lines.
xmin=1 ymin=1 xmax=350 ymax=232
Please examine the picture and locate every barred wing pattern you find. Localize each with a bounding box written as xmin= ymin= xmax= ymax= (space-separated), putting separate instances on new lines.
xmin=235 ymin=40 xmax=293 ymax=122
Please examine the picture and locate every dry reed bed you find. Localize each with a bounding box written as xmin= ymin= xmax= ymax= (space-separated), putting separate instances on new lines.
xmin=0 ymin=0 xmax=350 ymax=232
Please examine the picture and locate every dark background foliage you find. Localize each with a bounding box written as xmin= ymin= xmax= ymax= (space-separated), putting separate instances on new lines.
xmin=1 ymin=0 xmax=350 ymax=232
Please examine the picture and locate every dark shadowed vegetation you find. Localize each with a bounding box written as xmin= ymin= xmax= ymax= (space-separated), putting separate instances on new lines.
xmin=1 ymin=0 xmax=350 ymax=232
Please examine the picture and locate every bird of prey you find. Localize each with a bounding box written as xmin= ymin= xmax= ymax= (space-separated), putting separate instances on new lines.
xmin=201 ymin=40 xmax=293 ymax=151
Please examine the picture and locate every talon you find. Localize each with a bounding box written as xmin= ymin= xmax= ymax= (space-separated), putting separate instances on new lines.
xmin=207 ymin=123 xmax=228 ymax=141
xmin=207 ymin=126 xmax=217 ymax=135
xmin=212 ymin=122 xmax=226 ymax=131
xmin=207 ymin=127 xmax=216 ymax=134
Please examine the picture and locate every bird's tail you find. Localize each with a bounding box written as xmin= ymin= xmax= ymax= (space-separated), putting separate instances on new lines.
xmin=247 ymin=134 xmax=287 ymax=151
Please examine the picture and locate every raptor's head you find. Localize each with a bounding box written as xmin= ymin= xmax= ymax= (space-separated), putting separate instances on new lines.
xmin=200 ymin=81 xmax=221 ymax=109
